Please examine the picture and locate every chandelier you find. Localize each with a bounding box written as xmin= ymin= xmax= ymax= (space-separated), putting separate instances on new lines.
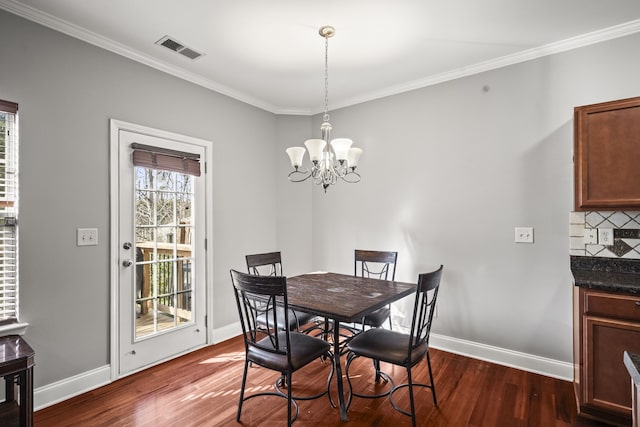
xmin=285 ymin=26 xmax=363 ymax=192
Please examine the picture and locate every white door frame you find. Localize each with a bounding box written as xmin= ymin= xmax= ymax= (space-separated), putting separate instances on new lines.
xmin=109 ymin=119 xmax=214 ymax=380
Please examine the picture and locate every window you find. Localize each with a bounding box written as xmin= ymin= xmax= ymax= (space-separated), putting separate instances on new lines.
xmin=0 ymin=100 xmax=19 ymax=325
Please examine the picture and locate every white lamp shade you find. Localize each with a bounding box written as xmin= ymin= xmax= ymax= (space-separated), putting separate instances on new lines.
xmin=330 ymin=138 xmax=353 ymax=161
xmin=285 ymin=147 xmax=306 ymax=168
xmin=304 ymin=139 xmax=326 ymax=162
xmin=347 ymin=147 xmax=363 ymax=167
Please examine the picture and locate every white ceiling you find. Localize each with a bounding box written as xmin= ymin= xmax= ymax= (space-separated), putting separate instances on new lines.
xmin=3 ymin=0 xmax=640 ymax=115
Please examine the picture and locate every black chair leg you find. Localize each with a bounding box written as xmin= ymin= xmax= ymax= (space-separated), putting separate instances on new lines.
xmin=426 ymin=351 xmax=437 ymax=405
xmin=237 ymin=359 xmax=249 ymax=421
xmin=287 ymin=372 xmax=293 ymax=427
xmin=373 ymin=359 xmax=382 ymax=382
xmin=407 ymin=367 xmax=416 ymax=427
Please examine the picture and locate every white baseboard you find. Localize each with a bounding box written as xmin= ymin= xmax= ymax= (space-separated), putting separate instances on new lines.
xmin=430 ymin=333 xmax=574 ymax=381
xmin=33 ymin=329 xmax=572 ymax=411
xmin=34 ymin=365 xmax=111 ymax=411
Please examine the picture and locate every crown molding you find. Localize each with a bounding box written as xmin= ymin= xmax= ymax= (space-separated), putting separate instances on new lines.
xmin=0 ymin=0 xmax=280 ymax=113
xmin=2 ymin=0 xmax=640 ymax=116
xmin=271 ymin=107 xmax=314 ymax=116
xmin=326 ymin=18 xmax=640 ymax=114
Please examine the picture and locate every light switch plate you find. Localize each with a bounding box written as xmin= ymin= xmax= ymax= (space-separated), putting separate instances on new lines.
xmin=598 ymin=228 xmax=614 ymax=246
xmin=515 ymin=227 xmax=534 ymax=243
xmin=77 ymin=228 xmax=98 ymax=246
xmin=583 ymin=228 xmax=598 ymax=244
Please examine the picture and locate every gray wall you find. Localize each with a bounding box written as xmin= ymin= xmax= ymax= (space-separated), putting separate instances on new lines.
xmin=0 ymin=10 xmax=282 ymax=387
xmin=275 ymin=115 xmax=314 ymax=276
xmin=301 ymin=33 xmax=640 ymax=363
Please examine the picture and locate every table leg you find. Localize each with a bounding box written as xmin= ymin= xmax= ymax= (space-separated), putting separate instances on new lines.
xmin=333 ymin=320 xmax=348 ymax=421
xmin=5 ymin=374 xmax=15 ymax=402
xmin=22 ymin=367 xmax=34 ymax=427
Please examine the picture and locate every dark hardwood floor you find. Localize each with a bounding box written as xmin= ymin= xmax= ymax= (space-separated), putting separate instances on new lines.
xmin=35 ymin=336 xmax=612 ymax=426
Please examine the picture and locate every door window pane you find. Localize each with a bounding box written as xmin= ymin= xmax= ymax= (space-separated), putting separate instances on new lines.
xmin=134 ymin=166 xmax=195 ymax=339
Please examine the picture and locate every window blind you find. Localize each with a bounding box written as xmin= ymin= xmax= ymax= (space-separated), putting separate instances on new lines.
xmin=0 ymin=100 xmax=18 ymax=322
xmin=131 ymin=143 xmax=201 ymax=176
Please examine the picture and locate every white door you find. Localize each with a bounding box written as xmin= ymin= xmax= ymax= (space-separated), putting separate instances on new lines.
xmin=111 ymin=121 xmax=210 ymax=376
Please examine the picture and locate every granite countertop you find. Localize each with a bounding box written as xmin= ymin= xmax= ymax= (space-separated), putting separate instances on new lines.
xmin=571 ymin=256 xmax=640 ymax=295
xmin=624 ymin=351 xmax=640 ymax=387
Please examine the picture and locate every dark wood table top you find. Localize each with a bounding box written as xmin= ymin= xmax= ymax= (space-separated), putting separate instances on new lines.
xmin=286 ymin=272 xmax=416 ymax=323
xmin=0 ymin=335 xmax=35 ymax=375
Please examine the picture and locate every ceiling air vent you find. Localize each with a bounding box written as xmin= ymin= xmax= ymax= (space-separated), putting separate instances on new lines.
xmin=156 ymin=36 xmax=204 ymax=60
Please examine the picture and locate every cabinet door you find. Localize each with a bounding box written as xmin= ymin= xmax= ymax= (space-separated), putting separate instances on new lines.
xmin=574 ymin=96 xmax=640 ymax=210
xmin=584 ymin=316 xmax=640 ymax=416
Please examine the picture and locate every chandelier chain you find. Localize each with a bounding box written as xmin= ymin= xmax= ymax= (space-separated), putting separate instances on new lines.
xmin=323 ymin=34 xmax=330 ymax=122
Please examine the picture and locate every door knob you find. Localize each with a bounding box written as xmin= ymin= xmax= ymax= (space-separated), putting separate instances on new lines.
xmin=122 ymin=259 xmax=133 ymax=267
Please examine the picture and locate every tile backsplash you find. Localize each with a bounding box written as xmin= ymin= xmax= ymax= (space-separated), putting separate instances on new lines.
xmin=570 ymin=211 xmax=640 ymax=258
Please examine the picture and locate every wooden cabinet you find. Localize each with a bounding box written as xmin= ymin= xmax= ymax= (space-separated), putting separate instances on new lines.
xmin=576 ymin=287 xmax=640 ymax=425
xmin=574 ymin=96 xmax=640 ymax=211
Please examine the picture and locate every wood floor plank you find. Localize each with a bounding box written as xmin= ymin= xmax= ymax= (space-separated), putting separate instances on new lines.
xmin=467 ymin=360 xmax=507 ymax=426
xmin=34 ymin=337 xmax=609 ymax=426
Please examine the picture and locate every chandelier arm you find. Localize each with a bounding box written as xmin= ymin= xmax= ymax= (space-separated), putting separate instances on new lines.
xmin=310 ymin=164 xmax=325 ymax=186
xmin=287 ymin=169 xmax=313 ymax=183
xmin=332 ymin=161 xmax=348 ymax=178
xmin=327 ymin=165 xmax=338 ymax=186
xmin=340 ymin=169 xmax=361 ymax=183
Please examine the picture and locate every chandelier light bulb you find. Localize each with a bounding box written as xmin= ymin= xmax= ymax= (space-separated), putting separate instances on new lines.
xmin=347 ymin=147 xmax=363 ymax=168
xmin=285 ymin=147 xmax=306 ymax=169
xmin=304 ymin=139 xmax=326 ymax=162
xmin=330 ymin=138 xmax=353 ymax=162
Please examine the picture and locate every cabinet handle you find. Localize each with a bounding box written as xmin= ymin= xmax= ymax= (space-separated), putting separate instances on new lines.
xmin=636 ymin=301 xmax=640 ymax=306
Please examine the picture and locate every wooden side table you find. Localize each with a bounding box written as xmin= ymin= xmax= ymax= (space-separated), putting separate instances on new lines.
xmin=0 ymin=335 xmax=35 ymax=427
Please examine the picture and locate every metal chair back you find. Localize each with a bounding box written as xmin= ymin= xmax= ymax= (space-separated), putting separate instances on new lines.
xmin=354 ymin=249 xmax=397 ymax=281
xmin=246 ymin=251 xmax=283 ymax=276
xmin=408 ymin=265 xmax=443 ymax=354
xmin=231 ymin=269 xmax=291 ymax=362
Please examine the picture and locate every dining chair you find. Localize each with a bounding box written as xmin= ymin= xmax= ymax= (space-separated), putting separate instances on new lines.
xmin=353 ymin=249 xmax=398 ymax=331
xmin=345 ymin=265 xmax=443 ymax=427
xmin=246 ymin=251 xmax=317 ymax=332
xmin=230 ymin=269 xmax=335 ymax=426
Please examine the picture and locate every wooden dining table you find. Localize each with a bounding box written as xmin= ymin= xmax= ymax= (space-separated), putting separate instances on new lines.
xmin=286 ymin=272 xmax=417 ymax=421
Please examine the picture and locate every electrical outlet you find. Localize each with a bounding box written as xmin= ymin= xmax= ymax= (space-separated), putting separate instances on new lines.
xmin=77 ymin=228 xmax=98 ymax=246
xmin=515 ymin=227 xmax=534 ymax=243
xmin=598 ymin=228 xmax=614 ymax=246
xmin=583 ymin=228 xmax=598 ymax=244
